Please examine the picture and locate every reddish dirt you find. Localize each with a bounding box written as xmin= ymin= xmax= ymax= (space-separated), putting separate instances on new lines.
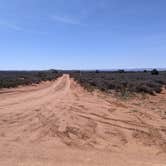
xmin=0 ymin=74 xmax=166 ymax=166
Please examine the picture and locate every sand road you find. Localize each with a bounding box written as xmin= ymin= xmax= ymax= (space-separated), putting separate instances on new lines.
xmin=0 ymin=74 xmax=166 ymax=166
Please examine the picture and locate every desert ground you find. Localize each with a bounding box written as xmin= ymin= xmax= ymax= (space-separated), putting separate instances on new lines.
xmin=0 ymin=74 xmax=166 ymax=166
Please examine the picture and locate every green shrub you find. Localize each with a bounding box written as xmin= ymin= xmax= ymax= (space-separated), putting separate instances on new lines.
xmin=151 ymin=69 xmax=159 ymax=75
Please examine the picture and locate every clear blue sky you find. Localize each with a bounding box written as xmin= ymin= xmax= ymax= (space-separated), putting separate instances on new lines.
xmin=0 ymin=0 xmax=166 ymax=70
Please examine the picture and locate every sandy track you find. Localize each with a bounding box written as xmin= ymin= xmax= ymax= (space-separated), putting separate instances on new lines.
xmin=0 ymin=74 xmax=166 ymax=166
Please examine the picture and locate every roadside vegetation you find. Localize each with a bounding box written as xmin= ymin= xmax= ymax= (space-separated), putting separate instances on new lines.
xmin=1 ymin=69 xmax=166 ymax=96
xmin=0 ymin=70 xmax=61 ymax=89
xmin=70 ymin=70 xmax=166 ymax=96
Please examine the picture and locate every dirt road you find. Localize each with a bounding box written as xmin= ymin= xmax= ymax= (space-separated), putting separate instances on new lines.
xmin=0 ymin=74 xmax=166 ymax=166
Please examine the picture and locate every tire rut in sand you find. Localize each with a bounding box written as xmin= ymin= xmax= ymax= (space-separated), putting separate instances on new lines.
xmin=0 ymin=74 xmax=166 ymax=153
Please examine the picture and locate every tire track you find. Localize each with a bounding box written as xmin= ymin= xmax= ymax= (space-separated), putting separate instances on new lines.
xmin=0 ymin=74 xmax=166 ymax=166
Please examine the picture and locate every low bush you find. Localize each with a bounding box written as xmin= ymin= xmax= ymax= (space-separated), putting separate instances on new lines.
xmin=0 ymin=70 xmax=62 ymax=89
xmin=70 ymin=71 xmax=166 ymax=95
xmin=151 ymin=69 xmax=159 ymax=75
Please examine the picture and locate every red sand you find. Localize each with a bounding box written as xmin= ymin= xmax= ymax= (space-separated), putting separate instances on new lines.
xmin=0 ymin=74 xmax=166 ymax=166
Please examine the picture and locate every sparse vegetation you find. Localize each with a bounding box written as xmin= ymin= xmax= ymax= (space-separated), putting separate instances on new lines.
xmin=0 ymin=70 xmax=62 ymax=89
xmin=70 ymin=71 xmax=166 ymax=95
xmin=1 ymin=70 xmax=166 ymax=96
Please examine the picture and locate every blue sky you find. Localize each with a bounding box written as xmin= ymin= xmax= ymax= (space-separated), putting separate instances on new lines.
xmin=0 ymin=0 xmax=166 ymax=70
